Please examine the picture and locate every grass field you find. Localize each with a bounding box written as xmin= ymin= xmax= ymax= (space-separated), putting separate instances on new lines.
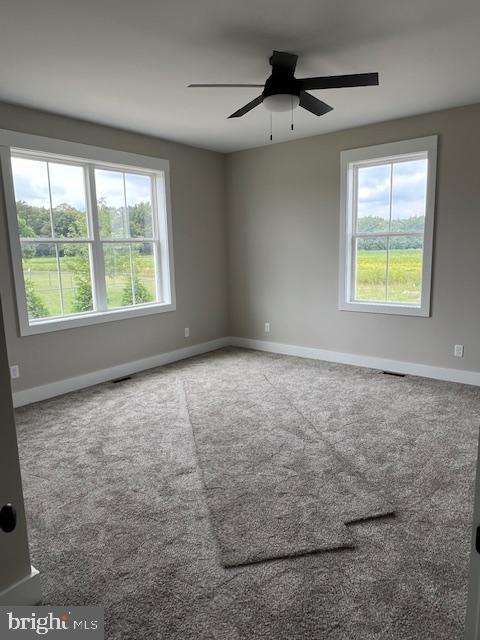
xmin=356 ymin=248 xmax=422 ymax=303
xmin=22 ymin=254 xmax=156 ymax=318
xmin=22 ymin=249 xmax=423 ymax=319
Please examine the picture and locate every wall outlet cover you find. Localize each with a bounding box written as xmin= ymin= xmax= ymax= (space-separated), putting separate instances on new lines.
xmin=454 ymin=344 xmax=464 ymax=357
xmin=184 ymin=327 xmax=190 ymax=338
xmin=10 ymin=365 xmax=20 ymax=379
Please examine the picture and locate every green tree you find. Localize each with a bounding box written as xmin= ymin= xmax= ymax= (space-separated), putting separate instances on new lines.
xmin=72 ymin=276 xmax=93 ymax=312
xmin=15 ymin=200 xmax=87 ymax=250
xmin=52 ymin=204 xmax=87 ymax=238
xmin=127 ymin=202 xmax=152 ymax=240
xmin=98 ymin=199 xmax=124 ymax=238
xmin=25 ymin=280 xmax=49 ymax=319
xmin=356 ymin=215 xmax=425 ymax=250
xmin=121 ymin=275 xmax=150 ymax=306
xmin=64 ymin=244 xmax=93 ymax=313
xmin=357 ymin=215 xmax=425 ymax=234
xmin=16 ymin=201 xmax=51 ymax=238
xmin=17 ymin=215 xmax=35 ymax=238
xmin=98 ymin=199 xmax=152 ymax=244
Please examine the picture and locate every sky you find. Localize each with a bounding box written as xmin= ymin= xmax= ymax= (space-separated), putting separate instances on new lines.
xmin=357 ymin=158 xmax=428 ymax=222
xmin=11 ymin=157 xmax=152 ymax=211
xmin=11 ymin=154 xmax=427 ymax=224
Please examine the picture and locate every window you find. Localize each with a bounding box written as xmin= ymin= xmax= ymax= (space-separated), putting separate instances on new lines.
xmin=0 ymin=131 xmax=175 ymax=335
xmin=339 ymin=136 xmax=437 ymax=316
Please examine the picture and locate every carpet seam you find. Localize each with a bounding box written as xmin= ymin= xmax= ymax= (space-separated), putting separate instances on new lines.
xmin=182 ymin=373 xmax=357 ymax=567
xmin=180 ymin=375 xmax=236 ymax=569
xmin=262 ymin=372 xmax=397 ymax=522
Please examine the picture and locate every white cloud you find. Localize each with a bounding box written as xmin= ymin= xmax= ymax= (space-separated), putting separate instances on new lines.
xmin=11 ymin=157 xmax=152 ymax=212
xmin=94 ymin=169 xmax=151 ymax=208
xmin=357 ymin=159 xmax=427 ymax=220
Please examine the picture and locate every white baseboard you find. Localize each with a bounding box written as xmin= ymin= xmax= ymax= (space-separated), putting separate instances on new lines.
xmin=0 ymin=566 xmax=41 ymax=605
xmin=13 ymin=334 xmax=480 ymax=408
xmin=230 ymin=336 xmax=480 ymax=387
xmin=13 ymin=337 xmax=229 ymax=407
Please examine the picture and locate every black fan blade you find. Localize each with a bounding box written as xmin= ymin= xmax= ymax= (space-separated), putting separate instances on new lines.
xmin=299 ymin=92 xmax=333 ymax=116
xmin=270 ymin=50 xmax=298 ymax=75
xmin=188 ymin=84 xmax=264 ymax=88
xmin=228 ymin=95 xmax=263 ymax=118
xmin=300 ymin=72 xmax=379 ymax=91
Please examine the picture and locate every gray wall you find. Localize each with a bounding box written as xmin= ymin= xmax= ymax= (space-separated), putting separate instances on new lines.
xmin=0 ymin=103 xmax=228 ymax=392
xmin=226 ymin=103 xmax=480 ymax=372
xmin=2 ymin=101 xmax=480 ymax=393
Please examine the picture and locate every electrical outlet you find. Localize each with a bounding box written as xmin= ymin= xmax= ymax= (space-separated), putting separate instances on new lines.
xmin=264 ymin=322 xmax=270 ymax=334
xmin=184 ymin=327 xmax=190 ymax=338
xmin=454 ymin=344 xmax=464 ymax=358
xmin=10 ymin=365 xmax=20 ymax=379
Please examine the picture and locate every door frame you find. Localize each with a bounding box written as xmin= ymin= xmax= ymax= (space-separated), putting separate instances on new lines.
xmin=465 ymin=430 xmax=480 ymax=638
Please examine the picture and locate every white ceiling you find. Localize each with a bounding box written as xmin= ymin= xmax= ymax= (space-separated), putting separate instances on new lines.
xmin=1 ymin=0 xmax=480 ymax=153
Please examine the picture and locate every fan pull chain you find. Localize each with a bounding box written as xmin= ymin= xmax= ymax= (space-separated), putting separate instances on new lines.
xmin=291 ymin=96 xmax=294 ymax=131
xmin=269 ymin=111 xmax=273 ymax=141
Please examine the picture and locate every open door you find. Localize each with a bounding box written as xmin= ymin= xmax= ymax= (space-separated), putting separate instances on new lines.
xmin=0 ymin=295 xmax=40 ymax=604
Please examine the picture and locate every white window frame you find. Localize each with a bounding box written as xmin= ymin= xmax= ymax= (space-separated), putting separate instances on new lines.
xmin=338 ymin=136 xmax=437 ymax=317
xmin=0 ymin=129 xmax=176 ymax=336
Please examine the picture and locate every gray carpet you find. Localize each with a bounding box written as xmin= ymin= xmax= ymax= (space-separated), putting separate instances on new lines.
xmin=184 ymin=371 xmax=393 ymax=567
xmin=15 ymin=347 xmax=479 ymax=639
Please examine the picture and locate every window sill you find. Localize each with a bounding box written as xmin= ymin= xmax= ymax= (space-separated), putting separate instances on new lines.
xmin=338 ymin=300 xmax=430 ymax=317
xmin=20 ymin=301 xmax=176 ymax=336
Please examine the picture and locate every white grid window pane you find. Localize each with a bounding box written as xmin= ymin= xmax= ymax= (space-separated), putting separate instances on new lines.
xmin=12 ymin=157 xmax=52 ymax=238
xmin=96 ymin=169 xmax=127 ymax=239
xmin=49 ymin=162 xmax=89 ymax=239
xmin=21 ymin=242 xmax=60 ymax=320
xmin=103 ymin=242 xmax=155 ymax=309
xmin=59 ymin=243 xmax=94 ymax=314
xmin=354 ymin=237 xmax=388 ymax=302
xmin=5 ymin=141 xmax=174 ymax=334
xmin=390 ymin=159 xmax=428 ymax=233
xmin=387 ymin=236 xmax=423 ymax=305
xmin=356 ymin=164 xmax=391 ymax=233
xmin=351 ymin=156 xmax=429 ymax=307
xmin=125 ymin=173 xmax=153 ymax=238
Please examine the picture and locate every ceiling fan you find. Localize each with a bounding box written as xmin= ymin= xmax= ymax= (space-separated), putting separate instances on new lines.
xmin=188 ymin=50 xmax=379 ymax=119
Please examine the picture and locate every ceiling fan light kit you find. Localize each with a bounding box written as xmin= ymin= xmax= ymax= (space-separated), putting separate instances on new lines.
xmin=263 ymin=94 xmax=300 ymax=112
xmin=189 ymin=50 xmax=379 ymax=139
